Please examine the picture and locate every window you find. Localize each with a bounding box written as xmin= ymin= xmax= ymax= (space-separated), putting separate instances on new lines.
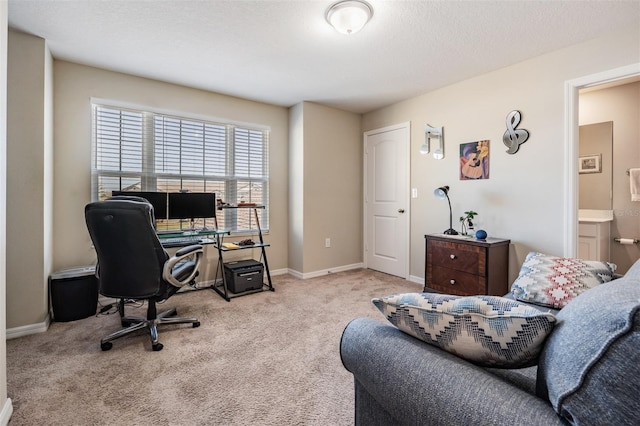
xmin=92 ymin=103 xmax=269 ymax=232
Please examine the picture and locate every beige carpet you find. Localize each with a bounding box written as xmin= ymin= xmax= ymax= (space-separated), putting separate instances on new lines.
xmin=7 ymin=269 xmax=419 ymax=425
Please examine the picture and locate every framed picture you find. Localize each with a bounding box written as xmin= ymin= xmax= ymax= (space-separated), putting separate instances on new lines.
xmin=579 ymin=154 xmax=602 ymax=174
xmin=460 ymin=140 xmax=490 ymax=180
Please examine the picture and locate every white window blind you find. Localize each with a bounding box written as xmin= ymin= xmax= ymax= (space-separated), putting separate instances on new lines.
xmin=92 ymin=104 xmax=269 ymax=232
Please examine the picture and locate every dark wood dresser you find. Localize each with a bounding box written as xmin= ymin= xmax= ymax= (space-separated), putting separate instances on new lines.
xmin=424 ymin=234 xmax=510 ymax=296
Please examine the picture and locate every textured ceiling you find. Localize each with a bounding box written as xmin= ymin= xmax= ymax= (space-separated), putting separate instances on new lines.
xmin=8 ymin=0 xmax=640 ymax=113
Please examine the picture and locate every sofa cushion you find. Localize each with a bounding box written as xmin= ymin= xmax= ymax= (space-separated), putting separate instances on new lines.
xmin=537 ymin=258 xmax=640 ymax=425
xmin=372 ymin=293 xmax=556 ymax=368
xmin=511 ymin=251 xmax=617 ymax=309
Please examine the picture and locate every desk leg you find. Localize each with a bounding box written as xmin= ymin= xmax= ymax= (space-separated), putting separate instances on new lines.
xmin=212 ymin=233 xmax=231 ymax=302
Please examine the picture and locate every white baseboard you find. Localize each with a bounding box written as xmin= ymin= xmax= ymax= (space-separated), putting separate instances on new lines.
xmin=7 ymin=316 xmax=50 ymax=339
xmin=268 ymin=268 xmax=289 ymax=276
xmin=0 ymin=398 xmax=13 ymax=426
xmin=289 ymin=267 xmax=425 ymax=285
xmin=408 ymin=274 xmax=425 ymax=286
xmin=287 ymin=263 xmax=365 ymax=280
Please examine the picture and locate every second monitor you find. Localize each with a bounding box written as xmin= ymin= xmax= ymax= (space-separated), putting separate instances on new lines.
xmin=168 ymin=192 xmax=216 ymax=220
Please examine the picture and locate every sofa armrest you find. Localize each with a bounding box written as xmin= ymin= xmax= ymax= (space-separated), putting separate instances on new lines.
xmin=340 ymin=318 xmax=565 ymax=426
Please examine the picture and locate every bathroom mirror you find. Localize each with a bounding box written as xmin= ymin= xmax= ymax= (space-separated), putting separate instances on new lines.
xmin=578 ymin=121 xmax=613 ymax=210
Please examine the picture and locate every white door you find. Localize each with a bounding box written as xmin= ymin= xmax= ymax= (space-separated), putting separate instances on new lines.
xmin=364 ymin=123 xmax=410 ymax=278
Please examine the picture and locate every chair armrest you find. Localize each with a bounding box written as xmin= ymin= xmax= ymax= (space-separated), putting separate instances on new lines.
xmin=174 ymin=244 xmax=203 ymax=258
xmin=340 ymin=318 xmax=564 ymax=425
xmin=162 ymin=244 xmax=204 ymax=288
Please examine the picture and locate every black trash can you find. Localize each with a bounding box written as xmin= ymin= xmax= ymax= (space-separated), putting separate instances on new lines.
xmin=49 ymin=266 xmax=99 ymax=322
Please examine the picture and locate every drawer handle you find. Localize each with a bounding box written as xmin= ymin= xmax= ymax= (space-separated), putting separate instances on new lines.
xmin=450 ymin=279 xmax=456 ymax=285
xmin=450 ymin=254 xmax=456 ymax=260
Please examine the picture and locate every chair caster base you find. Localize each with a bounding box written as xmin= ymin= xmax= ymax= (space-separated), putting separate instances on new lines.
xmin=101 ymin=342 xmax=113 ymax=351
xmin=152 ymin=343 xmax=164 ymax=351
xmin=193 ymin=321 xmax=201 ymax=328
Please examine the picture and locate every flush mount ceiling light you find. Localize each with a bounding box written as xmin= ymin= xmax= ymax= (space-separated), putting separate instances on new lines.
xmin=326 ymin=0 xmax=373 ymax=35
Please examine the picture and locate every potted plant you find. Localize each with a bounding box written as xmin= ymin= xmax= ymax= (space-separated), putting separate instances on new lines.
xmin=459 ymin=211 xmax=478 ymax=236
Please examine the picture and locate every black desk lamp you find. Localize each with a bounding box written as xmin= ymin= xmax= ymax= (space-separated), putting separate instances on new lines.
xmin=434 ymin=186 xmax=458 ymax=235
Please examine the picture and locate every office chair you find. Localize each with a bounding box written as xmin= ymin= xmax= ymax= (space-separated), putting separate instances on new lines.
xmin=85 ymin=197 xmax=204 ymax=351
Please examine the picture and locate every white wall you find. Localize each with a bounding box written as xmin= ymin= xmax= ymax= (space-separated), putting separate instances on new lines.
xmin=304 ymin=102 xmax=362 ymax=276
xmin=6 ymin=31 xmax=52 ymax=330
xmin=363 ymin=24 xmax=640 ymax=282
xmin=288 ymin=102 xmax=362 ymax=277
xmin=43 ymin=36 xmax=53 ymax=316
xmin=0 ymin=2 xmax=13 ymax=423
xmin=288 ymin=103 xmax=304 ymax=273
xmin=304 ymin=102 xmax=362 ymax=274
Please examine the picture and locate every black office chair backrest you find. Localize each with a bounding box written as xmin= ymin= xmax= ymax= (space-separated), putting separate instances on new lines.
xmin=85 ymin=199 xmax=170 ymax=299
xmin=108 ymin=195 xmax=159 ymax=228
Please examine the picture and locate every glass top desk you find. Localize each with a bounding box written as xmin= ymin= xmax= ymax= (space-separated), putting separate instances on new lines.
xmin=157 ymin=205 xmax=273 ymax=300
xmin=157 ymin=229 xmax=230 ymax=248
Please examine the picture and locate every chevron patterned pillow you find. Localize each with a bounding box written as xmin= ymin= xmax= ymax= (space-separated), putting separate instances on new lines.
xmin=511 ymin=252 xmax=617 ymax=309
xmin=372 ymin=293 xmax=556 ymax=368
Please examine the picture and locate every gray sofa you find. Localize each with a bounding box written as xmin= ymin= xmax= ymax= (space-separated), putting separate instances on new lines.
xmin=340 ymin=258 xmax=640 ymax=425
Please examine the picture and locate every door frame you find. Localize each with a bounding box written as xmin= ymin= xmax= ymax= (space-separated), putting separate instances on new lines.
xmin=363 ymin=121 xmax=411 ymax=278
xmin=563 ymin=63 xmax=640 ymax=257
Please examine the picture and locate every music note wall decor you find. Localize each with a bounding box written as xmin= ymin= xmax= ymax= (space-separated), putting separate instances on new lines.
xmin=503 ymin=110 xmax=529 ymax=154
xmin=422 ymin=123 xmax=445 ymax=159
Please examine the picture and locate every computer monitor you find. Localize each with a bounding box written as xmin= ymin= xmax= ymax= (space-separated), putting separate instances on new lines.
xmin=111 ymin=191 xmax=168 ymax=220
xmin=168 ymin=192 xmax=216 ymax=220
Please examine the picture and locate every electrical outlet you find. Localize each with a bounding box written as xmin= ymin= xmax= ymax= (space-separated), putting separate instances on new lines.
xmin=412 ymin=188 xmax=418 ymax=198
xmin=325 ymin=238 xmax=331 ymax=248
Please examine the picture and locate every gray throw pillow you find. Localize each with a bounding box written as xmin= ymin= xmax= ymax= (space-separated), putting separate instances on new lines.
xmin=536 ymin=258 xmax=640 ymax=425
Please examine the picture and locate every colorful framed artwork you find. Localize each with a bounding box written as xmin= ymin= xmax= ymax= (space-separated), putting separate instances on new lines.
xmin=460 ymin=140 xmax=490 ymax=180
xmin=578 ymin=154 xmax=601 ymax=174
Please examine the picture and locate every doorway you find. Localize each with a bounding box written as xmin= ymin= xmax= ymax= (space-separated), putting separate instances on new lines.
xmin=364 ymin=122 xmax=410 ymax=278
xmin=564 ymin=63 xmax=640 ymax=265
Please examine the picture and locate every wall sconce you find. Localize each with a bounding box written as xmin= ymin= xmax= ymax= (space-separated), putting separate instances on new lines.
xmin=326 ymin=0 xmax=373 ymax=35
xmin=434 ymin=186 xmax=458 ymax=235
xmin=421 ymin=124 xmax=445 ymax=159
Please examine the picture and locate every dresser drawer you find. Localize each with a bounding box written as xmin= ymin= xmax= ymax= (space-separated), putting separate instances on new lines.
xmin=429 ymin=266 xmax=485 ymax=296
xmin=429 ymin=240 xmax=485 ymax=276
xmin=425 ymin=234 xmax=510 ymax=296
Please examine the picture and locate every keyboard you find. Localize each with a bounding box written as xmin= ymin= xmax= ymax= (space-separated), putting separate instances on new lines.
xmin=160 ymin=236 xmax=202 ymax=248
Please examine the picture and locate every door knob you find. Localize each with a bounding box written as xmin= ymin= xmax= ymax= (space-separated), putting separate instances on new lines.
xmin=398 ymin=209 xmax=405 ymax=213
